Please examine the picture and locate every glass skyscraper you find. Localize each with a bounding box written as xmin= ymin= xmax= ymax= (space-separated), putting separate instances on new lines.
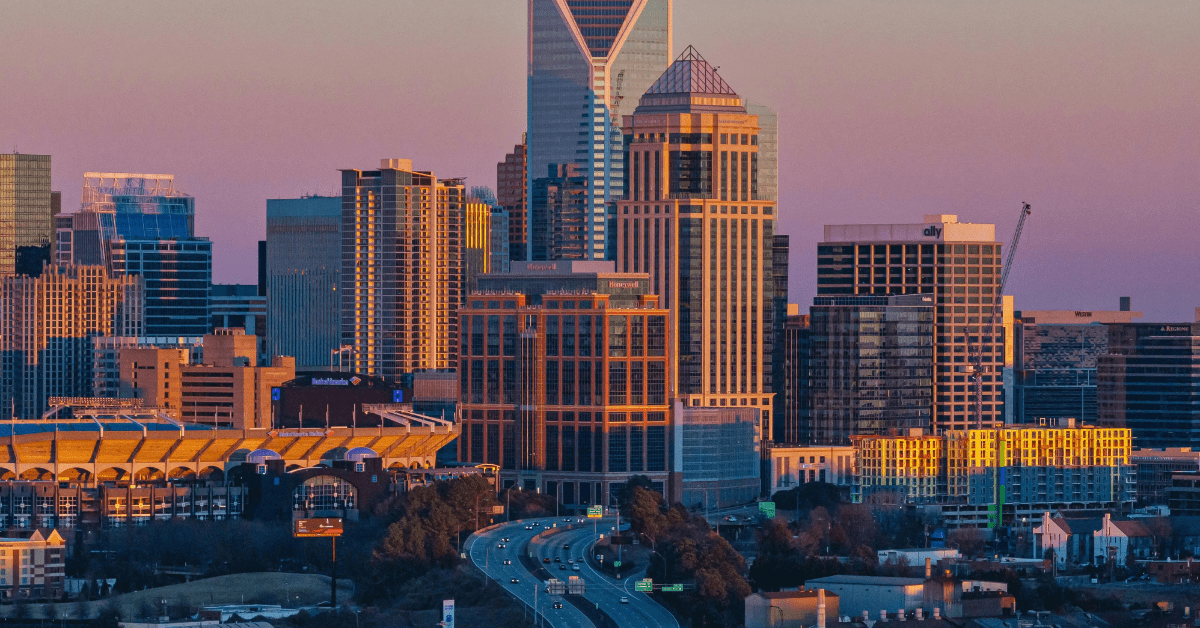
xmin=56 ymin=173 xmax=211 ymax=337
xmin=0 ymin=153 xmax=54 ymax=278
xmin=527 ymin=0 xmax=672 ymax=261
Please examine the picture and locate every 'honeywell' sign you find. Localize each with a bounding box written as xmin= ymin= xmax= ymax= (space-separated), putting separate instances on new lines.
xmin=609 ymin=281 xmax=640 ymax=289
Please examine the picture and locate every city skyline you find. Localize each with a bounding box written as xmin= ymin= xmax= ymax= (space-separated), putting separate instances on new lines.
xmin=2 ymin=0 xmax=1197 ymax=320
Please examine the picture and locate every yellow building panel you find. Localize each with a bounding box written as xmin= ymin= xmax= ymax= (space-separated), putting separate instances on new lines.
xmin=133 ymin=439 xmax=177 ymax=461
xmin=55 ymin=440 xmax=100 ymax=464
xmin=94 ymin=439 xmax=140 ymax=464
xmin=14 ymin=441 xmax=54 ymax=464
xmin=195 ymin=439 xmax=243 ymax=462
xmin=166 ymin=440 xmax=209 ymax=461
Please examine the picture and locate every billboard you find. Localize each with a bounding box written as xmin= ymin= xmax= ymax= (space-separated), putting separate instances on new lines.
xmin=294 ymin=517 xmax=344 ymax=537
xmin=442 ymin=600 xmax=454 ymax=628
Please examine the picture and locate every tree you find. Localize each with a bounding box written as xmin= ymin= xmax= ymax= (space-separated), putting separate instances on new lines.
xmin=616 ymin=475 xmax=655 ymax=510
xmin=948 ymin=527 xmax=987 ymax=558
xmin=628 ymin=486 xmax=667 ymax=546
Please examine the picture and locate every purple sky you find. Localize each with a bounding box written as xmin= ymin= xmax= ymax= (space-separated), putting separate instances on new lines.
xmin=3 ymin=1 xmax=1197 ymax=320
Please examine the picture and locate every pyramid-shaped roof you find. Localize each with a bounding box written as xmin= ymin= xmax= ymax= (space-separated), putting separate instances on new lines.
xmin=645 ymin=46 xmax=738 ymax=96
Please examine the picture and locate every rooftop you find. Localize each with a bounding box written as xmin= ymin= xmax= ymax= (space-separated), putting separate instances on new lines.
xmin=806 ymin=574 xmax=925 ymax=586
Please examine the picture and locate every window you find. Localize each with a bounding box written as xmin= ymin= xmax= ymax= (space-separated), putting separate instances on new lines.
xmin=608 ymin=426 xmax=627 ymax=473
xmin=608 ymin=316 xmax=627 ymax=356
xmin=609 ymin=362 xmax=627 ymax=405
xmin=292 ymin=476 xmax=357 ymax=512
xmin=630 ymin=362 xmax=644 ymax=405
xmin=546 ymin=361 xmax=559 ymax=405
xmin=648 ymin=362 xmax=666 ymax=405
xmin=579 ymin=362 xmax=592 ymax=405
xmin=545 ymin=426 xmax=559 ymax=471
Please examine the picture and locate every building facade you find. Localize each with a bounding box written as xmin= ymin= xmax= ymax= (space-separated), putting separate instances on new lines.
xmin=1098 ymin=322 xmax=1200 ymax=449
xmin=92 ymin=335 xmax=204 ymax=398
xmin=615 ymin=47 xmax=780 ymax=439
xmin=531 ymin=163 xmax=590 ymax=260
xmin=497 ymin=141 xmax=528 ymax=261
xmin=527 ymin=0 xmax=672 ymax=261
xmin=853 ymin=423 xmax=1134 ymax=528
xmin=210 ymin=284 xmax=266 ymax=361
xmin=676 ymin=404 xmax=761 ymax=508
xmin=0 ymin=153 xmax=54 ymax=279
xmin=767 ymin=444 xmax=856 ymax=494
xmin=0 ymin=265 xmax=143 ymax=418
xmin=809 ymin=295 xmax=935 ymax=445
xmin=780 ymin=310 xmax=811 ymax=445
xmin=1012 ymin=307 xmax=1141 ymax=425
xmin=340 ymin=159 xmax=464 ymax=379
xmin=818 ymin=215 xmax=1009 ymax=433
xmin=56 ymin=173 xmax=211 ymax=337
xmin=0 ymin=529 xmax=65 ymax=600
xmin=265 ymin=195 xmax=341 ymax=370
xmin=1130 ymin=448 xmax=1200 ymax=505
xmin=457 ymin=286 xmax=672 ymax=506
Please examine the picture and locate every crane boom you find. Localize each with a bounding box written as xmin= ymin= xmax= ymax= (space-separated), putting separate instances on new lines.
xmin=971 ymin=202 xmax=1032 ymax=430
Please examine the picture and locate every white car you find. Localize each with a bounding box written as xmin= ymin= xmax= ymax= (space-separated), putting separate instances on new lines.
xmin=620 ymin=596 xmax=629 ymax=604
xmin=573 ymin=564 xmax=581 ymax=571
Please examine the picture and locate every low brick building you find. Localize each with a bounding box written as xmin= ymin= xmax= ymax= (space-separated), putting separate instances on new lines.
xmin=0 ymin=529 xmax=65 ymax=600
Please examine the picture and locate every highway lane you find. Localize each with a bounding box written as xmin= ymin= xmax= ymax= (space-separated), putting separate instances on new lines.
xmin=532 ymin=521 xmax=680 ymax=628
xmin=466 ymin=516 xmax=595 ymax=628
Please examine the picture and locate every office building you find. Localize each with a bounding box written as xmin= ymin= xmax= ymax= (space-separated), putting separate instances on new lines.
xmin=615 ymin=46 xmax=781 ymax=439
xmin=1098 ymin=321 xmax=1200 ymax=449
xmin=809 ymin=295 xmax=935 ymax=445
xmin=465 ymin=196 xmax=494 ymax=292
xmin=119 ymin=328 xmax=294 ymax=429
xmin=0 ymin=153 xmax=54 ymax=279
xmin=1129 ymin=448 xmax=1200 ymax=505
xmin=458 ymin=263 xmax=672 ymax=505
xmin=852 ymin=423 xmax=1134 ymax=528
xmin=490 ymin=208 xmax=511 ymax=274
xmin=527 ymin=0 xmax=672 ymax=261
xmin=92 ymin=335 xmax=204 ymax=398
xmin=498 ymin=141 xmax=528 ymax=261
xmin=819 ymin=214 xmax=1008 ymax=432
xmin=340 ymin=159 xmax=464 ymax=379
xmin=744 ymin=102 xmax=777 ymax=202
xmin=531 ymin=163 xmax=590 ymax=260
xmin=0 ymin=265 xmax=143 ymax=418
xmin=767 ymin=444 xmax=856 ymax=494
xmin=768 ymin=234 xmax=790 ymax=440
xmin=265 ymin=195 xmax=341 ymax=370
xmin=1011 ymin=305 xmax=1141 ymax=425
xmin=0 ymin=529 xmax=66 ymax=600
xmin=780 ymin=309 xmax=811 ymax=445
xmin=56 ymin=173 xmax=211 ymax=337
xmin=210 ymin=284 xmax=266 ymax=352
xmin=676 ymin=404 xmax=761 ymax=508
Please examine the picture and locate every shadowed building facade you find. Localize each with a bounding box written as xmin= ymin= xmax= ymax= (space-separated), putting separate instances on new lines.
xmin=1098 ymin=321 xmax=1200 ymax=449
xmin=527 ymin=0 xmax=672 ymax=260
xmin=0 ymin=153 xmax=55 ymax=279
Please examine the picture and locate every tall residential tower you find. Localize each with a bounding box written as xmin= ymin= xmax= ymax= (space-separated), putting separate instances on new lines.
xmin=527 ymin=0 xmax=672 ymax=260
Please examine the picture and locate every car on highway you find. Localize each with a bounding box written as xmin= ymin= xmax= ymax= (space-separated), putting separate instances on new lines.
xmin=503 ymin=559 xmax=512 ymax=565
xmin=567 ymin=558 xmax=574 ymax=563
xmin=553 ymin=602 xmax=563 ymax=609
xmin=502 ymin=537 xmax=510 ymax=542
xmin=620 ymin=596 xmax=629 ymax=603
xmin=559 ymin=564 xmax=566 ymax=570
xmin=573 ymin=565 xmax=581 ymax=571
xmin=563 ymin=543 xmax=570 ymax=550
xmin=532 ymin=522 xmax=541 ymax=526
xmin=554 ymin=556 xmax=561 ymax=562
xmin=542 ymin=557 xmax=551 ymax=563
xmin=525 ymin=525 xmax=533 ymax=530
xmin=563 ymin=518 xmax=573 ymax=522
xmin=497 ymin=543 xmax=506 ymax=548
xmin=511 ymin=578 xmax=520 ymax=584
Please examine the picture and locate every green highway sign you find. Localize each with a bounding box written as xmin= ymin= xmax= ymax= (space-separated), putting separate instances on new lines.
xmin=759 ymin=502 xmax=776 ymax=517
xmin=587 ymin=505 xmax=603 ymax=518
xmin=635 ymin=579 xmax=653 ymax=592
xmin=613 ymin=560 xmax=622 ymax=568
xmin=663 ymin=584 xmax=684 ymax=592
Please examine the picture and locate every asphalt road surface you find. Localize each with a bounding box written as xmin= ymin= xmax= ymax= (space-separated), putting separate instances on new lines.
xmin=466 ymin=516 xmax=595 ymax=628
xmin=534 ymin=521 xmax=680 ymax=628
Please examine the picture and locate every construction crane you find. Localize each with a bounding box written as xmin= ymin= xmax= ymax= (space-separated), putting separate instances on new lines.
xmin=969 ymin=202 xmax=1032 ymax=430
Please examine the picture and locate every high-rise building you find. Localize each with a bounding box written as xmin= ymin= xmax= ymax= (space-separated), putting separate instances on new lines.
xmin=461 ymin=261 xmax=673 ymax=504
xmin=527 ymin=0 xmax=672 ymax=261
xmin=497 ymin=142 xmax=528 ymax=262
xmin=119 ymin=328 xmax=295 ymax=429
xmin=768 ymin=233 xmax=790 ymax=439
xmin=490 ymin=208 xmax=511 ymax=274
xmin=852 ymin=422 xmax=1134 ymax=527
xmin=745 ymin=103 xmax=778 ymax=202
xmin=92 ymin=335 xmax=204 ymax=398
xmin=56 ymin=173 xmax=211 ymax=337
xmin=1011 ymin=306 xmax=1142 ymax=425
xmin=0 ymin=265 xmax=143 ymax=418
xmin=531 ymin=163 xmax=589 ymax=260
xmin=0 ymin=153 xmax=54 ymax=278
xmin=614 ymin=46 xmax=780 ymax=439
xmin=340 ymin=159 xmax=464 ymax=379
xmin=809 ymin=295 xmax=935 ymax=445
xmin=780 ymin=309 xmax=811 ymax=445
xmin=211 ymin=284 xmax=266 ymax=338
xmin=1098 ymin=321 xmax=1200 ymax=449
xmin=465 ymin=196 xmax=493 ymax=293
xmin=818 ymin=214 xmax=1008 ymax=433
xmin=265 ymin=195 xmax=341 ymax=370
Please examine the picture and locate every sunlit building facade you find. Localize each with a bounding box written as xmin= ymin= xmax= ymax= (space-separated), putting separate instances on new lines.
xmin=0 ymin=153 xmax=54 ymax=279
xmin=614 ymin=47 xmax=781 ymax=439
xmin=527 ymin=0 xmax=672 ymax=260
xmin=266 ymin=195 xmax=341 ymax=370
xmin=340 ymin=159 xmax=464 ymax=379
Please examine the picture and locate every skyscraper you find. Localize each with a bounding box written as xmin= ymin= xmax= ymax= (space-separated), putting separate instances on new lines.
xmin=340 ymin=159 xmax=464 ymax=379
xmin=266 ymin=195 xmax=341 ymax=370
xmin=745 ymin=103 xmax=778 ymax=202
xmin=614 ymin=46 xmax=781 ymax=439
xmin=527 ymin=0 xmax=672 ymax=261
xmin=0 ymin=153 xmax=54 ymax=278
xmin=56 ymin=173 xmax=211 ymax=337
xmin=497 ymin=141 xmax=528 ymax=261
xmin=1 ymin=265 xmax=143 ymax=418
xmin=1098 ymin=321 xmax=1200 ymax=449
xmin=817 ymin=214 xmax=1008 ymax=433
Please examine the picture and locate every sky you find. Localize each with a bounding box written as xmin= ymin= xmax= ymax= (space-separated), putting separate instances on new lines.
xmin=3 ymin=0 xmax=1197 ymax=320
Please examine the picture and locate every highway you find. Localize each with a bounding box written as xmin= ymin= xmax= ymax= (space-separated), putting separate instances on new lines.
xmin=531 ymin=520 xmax=680 ymax=628
xmin=466 ymin=516 xmax=595 ymax=628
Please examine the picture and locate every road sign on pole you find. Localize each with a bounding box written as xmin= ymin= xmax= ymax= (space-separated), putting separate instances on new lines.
xmin=663 ymin=584 xmax=684 ymax=592
xmin=587 ymin=505 xmax=603 ymax=518
xmin=613 ymin=560 xmax=622 ymax=568
xmin=759 ymin=502 xmax=776 ymax=518
xmin=442 ymin=600 xmax=455 ymax=628
xmin=635 ymin=578 xmax=653 ymax=592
